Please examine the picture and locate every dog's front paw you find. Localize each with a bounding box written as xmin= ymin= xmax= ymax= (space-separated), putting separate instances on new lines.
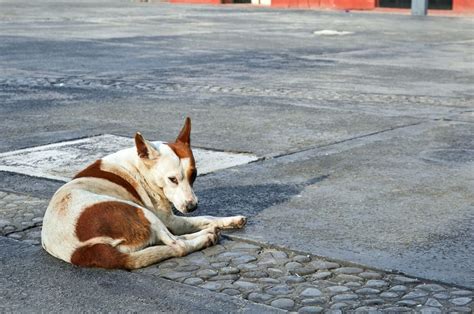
xmin=170 ymin=239 xmax=188 ymax=257
xmin=205 ymin=232 xmax=220 ymax=248
xmin=203 ymin=226 xmax=221 ymax=237
xmin=231 ymin=216 xmax=247 ymax=229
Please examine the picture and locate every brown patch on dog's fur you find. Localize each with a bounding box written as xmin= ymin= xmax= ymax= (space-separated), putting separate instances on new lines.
xmin=167 ymin=142 xmax=197 ymax=185
xmin=176 ymin=117 xmax=191 ymax=145
xmin=135 ymin=132 xmax=149 ymax=158
xmin=74 ymin=160 xmax=143 ymax=205
xmin=167 ymin=141 xmax=193 ymax=159
xmin=71 ymin=243 xmax=131 ymax=269
xmin=75 ymin=201 xmax=151 ymax=248
xmin=56 ymin=192 xmax=72 ymax=215
xmin=170 ymin=117 xmax=197 ymax=185
xmin=188 ymin=167 xmax=197 ymax=186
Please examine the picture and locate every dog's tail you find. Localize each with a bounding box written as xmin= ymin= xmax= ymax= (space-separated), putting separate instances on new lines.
xmin=70 ymin=241 xmax=177 ymax=270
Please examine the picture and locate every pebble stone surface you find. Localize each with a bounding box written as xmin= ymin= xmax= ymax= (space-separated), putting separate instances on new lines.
xmin=135 ymin=239 xmax=473 ymax=313
xmin=0 ymin=191 xmax=47 ymax=245
xmin=1 ymin=190 xmax=473 ymax=313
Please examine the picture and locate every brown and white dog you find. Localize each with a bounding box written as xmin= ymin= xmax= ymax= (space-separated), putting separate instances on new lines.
xmin=41 ymin=118 xmax=246 ymax=269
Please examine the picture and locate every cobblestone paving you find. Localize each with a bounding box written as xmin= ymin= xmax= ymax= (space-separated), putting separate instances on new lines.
xmin=1 ymin=190 xmax=472 ymax=312
xmin=1 ymin=76 xmax=472 ymax=109
xmin=135 ymin=239 xmax=473 ymax=313
xmin=0 ymin=191 xmax=46 ymax=245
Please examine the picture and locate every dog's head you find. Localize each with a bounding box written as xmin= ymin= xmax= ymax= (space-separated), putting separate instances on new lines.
xmin=134 ymin=117 xmax=198 ymax=214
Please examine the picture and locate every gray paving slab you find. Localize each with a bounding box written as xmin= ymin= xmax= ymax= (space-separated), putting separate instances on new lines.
xmin=0 ymin=171 xmax=62 ymax=199
xmin=193 ymin=121 xmax=474 ymax=288
xmin=0 ymin=237 xmax=280 ymax=313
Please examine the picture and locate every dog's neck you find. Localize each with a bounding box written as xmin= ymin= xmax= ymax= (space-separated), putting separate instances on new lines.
xmin=136 ymin=169 xmax=172 ymax=214
xmin=101 ymin=148 xmax=173 ymax=215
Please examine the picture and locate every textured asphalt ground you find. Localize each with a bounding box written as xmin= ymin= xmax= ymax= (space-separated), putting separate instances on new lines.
xmin=0 ymin=0 xmax=473 ymax=310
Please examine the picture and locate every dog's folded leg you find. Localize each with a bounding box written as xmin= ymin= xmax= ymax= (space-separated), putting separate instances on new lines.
xmin=126 ymin=245 xmax=180 ymax=269
xmin=128 ymin=231 xmax=219 ymax=269
xmin=144 ymin=210 xmax=187 ymax=254
xmin=179 ymin=231 xmax=219 ymax=255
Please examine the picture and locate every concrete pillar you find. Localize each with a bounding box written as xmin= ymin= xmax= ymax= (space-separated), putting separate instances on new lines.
xmin=412 ymin=0 xmax=428 ymax=16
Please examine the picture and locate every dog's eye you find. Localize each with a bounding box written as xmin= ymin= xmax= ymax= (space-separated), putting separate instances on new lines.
xmin=168 ymin=177 xmax=178 ymax=185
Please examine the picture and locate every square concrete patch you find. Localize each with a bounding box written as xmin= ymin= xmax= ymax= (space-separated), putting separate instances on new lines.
xmin=0 ymin=135 xmax=258 ymax=181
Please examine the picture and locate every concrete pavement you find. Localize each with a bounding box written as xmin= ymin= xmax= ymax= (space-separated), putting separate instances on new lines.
xmin=0 ymin=0 xmax=473 ymax=311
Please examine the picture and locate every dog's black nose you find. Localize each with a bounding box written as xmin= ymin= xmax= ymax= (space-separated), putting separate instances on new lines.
xmin=186 ymin=202 xmax=198 ymax=212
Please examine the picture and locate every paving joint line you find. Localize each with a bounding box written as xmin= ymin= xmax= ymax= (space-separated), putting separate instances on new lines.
xmin=4 ymin=224 xmax=42 ymax=237
xmin=267 ymin=121 xmax=425 ymax=160
xmin=0 ymin=185 xmax=51 ymax=199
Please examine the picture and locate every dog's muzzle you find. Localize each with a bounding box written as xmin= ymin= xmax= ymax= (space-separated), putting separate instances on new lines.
xmin=185 ymin=201 xmax=198 ymax=213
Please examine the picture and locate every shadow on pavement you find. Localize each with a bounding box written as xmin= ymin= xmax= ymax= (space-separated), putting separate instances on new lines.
xmin=194 ymin=175 xmax=330 ymax=219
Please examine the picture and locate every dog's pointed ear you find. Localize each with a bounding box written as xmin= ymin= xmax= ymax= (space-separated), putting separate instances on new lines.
xmin=135 ymin=132 xmax=159 ymax=160
xmin=175 ymin=117 xmax=191 ymax=145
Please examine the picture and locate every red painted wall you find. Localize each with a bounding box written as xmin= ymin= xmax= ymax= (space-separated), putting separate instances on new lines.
xmin=320 ymin=0 xmax=374 ymax=9
xmin=169 ymin=0 xmax=474 ymax=13
xmin=453 ymin=0 xmax=474 ymax=12
xmin=170 ymin=0 xmax=221 ymax=4
xmin=272 ymin=0 xmax=373 ymax=8
xmin=273 ymin=0 xmax=473 ymax=12
xmin=271 ymin=0 xmax=289 ymax=7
